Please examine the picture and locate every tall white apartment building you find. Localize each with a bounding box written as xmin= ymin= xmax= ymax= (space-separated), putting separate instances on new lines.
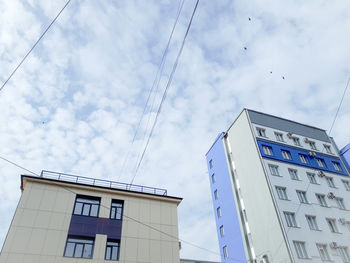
xmin=0 ymin=171 xmax=182 ymax=263
xmin=206 ymin=109 xmax=350 ymax=263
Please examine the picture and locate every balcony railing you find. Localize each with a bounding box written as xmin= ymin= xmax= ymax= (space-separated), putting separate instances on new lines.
xmin=40 ymin=170 xmax=167 ymax=196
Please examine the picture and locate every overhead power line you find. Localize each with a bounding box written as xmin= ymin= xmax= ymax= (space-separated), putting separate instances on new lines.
xmin=130 ymin=0 xmax=200 ymax=185
xmin=118 ymin=0 xmax=185 ymax=181
xmin=0 ymin=0 xmax=72 ymax=94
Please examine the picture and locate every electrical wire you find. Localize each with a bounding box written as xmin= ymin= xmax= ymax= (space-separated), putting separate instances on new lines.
xmin=0 ymin=155 xmax=245 ymax=263
xmin=130 ymin=0 xmax=200 ymax=185
xmin=118 ymin=0 xmax=185 ymax=181
xmin=0 ymin=0 xmax=72 ymax=94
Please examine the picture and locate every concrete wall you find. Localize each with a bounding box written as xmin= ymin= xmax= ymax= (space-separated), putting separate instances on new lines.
xmin=0 ymin=178 xmax=180 ymax=263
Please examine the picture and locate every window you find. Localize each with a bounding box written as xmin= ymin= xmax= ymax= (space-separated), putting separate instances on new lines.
xmin=326 ymin=218 xmax=339 ymax=233
xmin=223 ymin=246 xmax=228 ymax=259
xmin=317 ymin=244 xmax=331 ymax=261
xmin=288 ymin=169 xmax=299 ymax=180
xmin=282 ymin=150 xmax=292 ymax=160
xmin=309 ymin=141 xmax=317 ymax=150
xmin=299 ymin=154 xmax=309 ymax=164
xmin=307 ymin=173 xmax=317 ymax=184
xmin=214 ymin=190 xmax=218 ymax=200
xmin=292 ymin=137 xmax=301 ymax=146
xmin=316 ymin=194 xmax=328 ymax=207
xmin=275 ymin=132 xmax=284 ymax=142
xmin=217 ymin=207 xmax=222 ymax=218
xmin=326 ymin=177 xmax=336 ymax=188
xmin=305 ymin=215 xmax=319 ymax=230
xmin=110 ymin=200 xmax=123 ymax=220
xmin=73 ymin=195 xmax=100 ymax=217
xmin=220 ymin=225 xmax=225 ymax=237
xmin=211 ymin=174 xmax=216 ymax=183
xmin=335 ymin=197 xmax=346 ymax=210
xmin=209 ymin=159 xmax=213 ymax=168
xmin=276 ymin=186 xmax=288 ymax=200
xmin=342 ymin=180 xmax=350 ymax=191
xmin=105 ymin=239 xmax=120 ymax=261
xmin=296 ymin=191 xmax=308 ymax=204
xmin=64 ymin=236 xmax=94 ymax=258
xmin=332 ymin=161 xmax=342 ymax=172
xmin=324 ymin=145 xmax=332 ymax=154
xmin=316 ymin=158 xmax=326 ymax=168
xmin=339 ymin=247 xmax=350 ymax=263
xmin=284 ymin=212 xmax=298 ymax=227
xmin=269 ymin=164 xmax=280 ymax=176
xmin=257 ymin=127 xmax=266 ymax=137
xmin=263 ymin=145 xmax=273 ymax=156
xmin=293 ymin=241 xmax=308 ymax=259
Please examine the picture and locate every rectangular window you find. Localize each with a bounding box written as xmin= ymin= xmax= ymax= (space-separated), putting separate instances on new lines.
xmin=275 ymin=132 xmax=284 ymax=142
xmin=211 ymin=174 xmax=216 ymax=183
xmin=217 ymin=207 xmax=222 ymax=218
xmin=309 ymin=141 xmax=317 ymax=150
xmin=73 ymin=195 xmax=100 ymax=217
xmin=289 ymin=169 xmax=299 ymax=180
xmin=326 ymin=218 xmax=339 ymax=233
xmin=307 ymin=173 xmax=317 ymax=184
xmin=339 ymin=247 xmax=350 ymax=263
xmin=284 ymin=212 xmax=298 ymax=227
xmin=299 ymin=154 xmax=309 ymax=164
xmin=332 ymin=161 xmax=342 ymax=172
xmin=269 ymin=164 xmax=280 ymax=176
xmin=64 ymin=236 xmax=94 ymax=258
xmin=214 ymin=190 xmax=218 ymax=200
xmin=316 ymin=194 xmax=328 ymax=207
xmin=305 ymin=215 xmax=319 ymax=230
xmin=223 ymin=246 xmax=228 ymax=258
xmin=326 ymin=177 xmax=336 ymax=188
xmin=282 ymin=150 xmax=292 ymax=160
xmin=335 ymin=197 xmax=346 ymax=210
xmin=105 ymin=239 xmax=120 ymax=261
xmin=296 ymin=191 xmax=309 ymax=204
xmin=257 ymin=127 xmax=266 ymax=137
xmin=342 ymin=180 xmax=350 ymax=191
xmin=110 ymin=200 xmax=124 ymax=220
xmin=324 ymin=145 xmax=332 ymax=154
xmin=292 ymin=137 xmax=301 ymax=146
xmin=276 ymin=186 xmax=288 ymax=200
xmin=293 ymin=241 xmax=308 ymax=259
xmin=209 ymin=159 xmax=213 ymax=168
xmin=316 ymin=158 xmax=326 ymax=168
xmin=263 ymin=145 xmax=273 ymax=156
xmin=317 ymin=244 xmax=331 ymax=261
xmin=220 ymin=225 xmax=225 ymax=237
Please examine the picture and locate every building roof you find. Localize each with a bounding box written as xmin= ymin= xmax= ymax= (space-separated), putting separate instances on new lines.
xmin=21 ymin=170 xmax=182 ymax=202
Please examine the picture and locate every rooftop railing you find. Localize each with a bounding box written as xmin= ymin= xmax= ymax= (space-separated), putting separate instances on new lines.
xmin=40 ymin=170 xmax=167 ymax=196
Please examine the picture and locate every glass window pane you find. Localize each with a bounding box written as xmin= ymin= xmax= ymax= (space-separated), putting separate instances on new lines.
xmin=64 ymin=242 xmax=75 ymax=257
xmin=111 ymin=246 xmax=119 ymax=260
xmin=106 ymin=246 xmax=111 ymax=260
xmin=110 ymin=207 xmax=116 ymax=219
xmin=74 ymin=244 xmax=83 ymax=258
xmin=83 ymin=244 xmax=93 ymax=258
xmin=73 ymin=202 xmax=83 ymax=215
xmin=116 ymin=208 xmax=122 ymax=219
xmin=90 ymin=204 xmax=99 ymax=217
xmin=82 ymin=204 xmax=90 ymax=216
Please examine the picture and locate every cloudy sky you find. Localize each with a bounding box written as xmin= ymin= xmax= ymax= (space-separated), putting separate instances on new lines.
xmin=1 ymin=0 xmax=350 ymax=261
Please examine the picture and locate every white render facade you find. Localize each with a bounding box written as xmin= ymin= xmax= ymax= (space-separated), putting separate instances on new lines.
xmin=206 ymin=109 xmax=350 ymax=263
xmin=0 ymin=171 xmax=182 ymax=263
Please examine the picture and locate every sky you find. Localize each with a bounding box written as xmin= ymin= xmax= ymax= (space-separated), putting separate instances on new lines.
xmin=1 ymin=0 xmax=350 ymax=261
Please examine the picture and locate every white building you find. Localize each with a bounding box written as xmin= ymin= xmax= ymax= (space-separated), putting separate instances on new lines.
xmin=206 ymin=109 xmax=350 ymax=263
xmin=0 ymin=170 xmax=182 ymax=263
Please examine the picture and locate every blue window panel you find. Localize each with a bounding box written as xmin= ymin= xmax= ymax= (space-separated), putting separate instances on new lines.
xmin=257 ymin=139 xmax=348 ymax=176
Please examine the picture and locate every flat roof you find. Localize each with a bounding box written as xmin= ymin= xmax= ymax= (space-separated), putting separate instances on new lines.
xmin=21 ymin=171 xmax=182 ymax=201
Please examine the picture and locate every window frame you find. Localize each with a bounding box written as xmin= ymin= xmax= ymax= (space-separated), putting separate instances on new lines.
xmin=73 ymin=195 xmax=100 ymax=217
xmin=269 ymin=164 xmax=280 ymax=176
xmin=309 ymin=141 xmax=317 ymax=150
xmin=105 ymin=239 xmax=120 ymax=261
xmin=292 ymin=137 xmax=301 ymax=146
xmin=326 ymin=218 xmax=339 ymax=233
xmin=316 ymin=243 xmax=331 ymax=261
xmin=284 ymin=211 xmax=298 ymax=227
xmin=293 ymin=241 xmax=308 ymax=259
xmin=214 ymin=190 xmax=218 ymax=200
xmin=324 ymin=144 xmax=332 ymax=154
xmin=332 ymin=161 xmax=342 ymax=172
xmin=256 ymin=127 xmax=266 ymax=137
xmin=296 ymin=190 xmax=309 ymax=204
xmin=262 ymin=145 xmax=273 ymax=156
xmin=299 ymin=154 xmax=309 ymax=164
xmin=305 ymin=215 xmax=319 ymax=231
xmin=316 ymin=158 xmax=326 ymax=168
xmin=275 ymin=132 xmax=284 ymax=142
xmin=326 ymin=177 xmax=336 ymax=188
xmin=335 ymin=197 xmax=346 ymax=210
xmin=211 ymin=174 xmax=216 ymax=183
xmin=64 ymin=236 xmax=95 ymax=259
xmin=217 ymin=207 xmax=222 ymax=218
xmin=307 ymin=172 xmax=317 ymax=184
xmin=220 ymin=225 xmax=225 ymax=237
xmin=342 ymin=180 xmax=350 ymax=191
xmin=288 ymin=168 xmax=299 ymax=180
xmin=275 ymin=186 xmax=288 ymax=200
xmin=110 ymin=200 xmax=124 ymax=220
xmin=316 ymin=194 xmax=328 ymax=207
xmin=338 ymin=247 xmax=350 ymax=263
xmin=282 ymin=150 xmax=292 ymax=160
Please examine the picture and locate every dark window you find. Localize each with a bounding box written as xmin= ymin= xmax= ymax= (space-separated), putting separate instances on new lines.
xmin=64 ymin=236 xmax=94 ymax=258
xmin=110 ymin=200 xmax=124 ymax=220
xmin=105 ymin=239 xmax=120 ymax=261
xmin=73 ymin=195 xmax=100 ymax=217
